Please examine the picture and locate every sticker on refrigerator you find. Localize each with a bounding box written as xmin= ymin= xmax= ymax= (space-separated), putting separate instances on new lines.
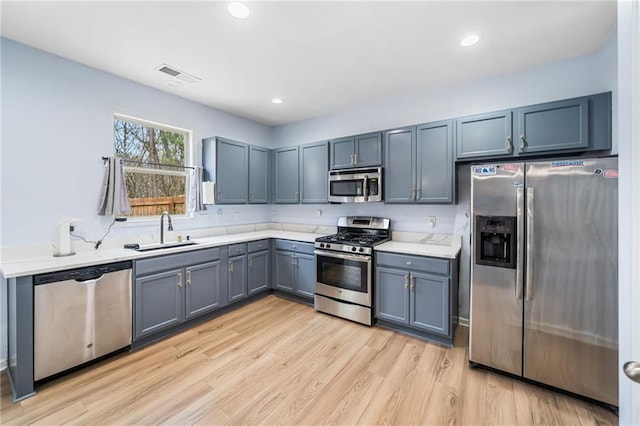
xmin=603 ymin=170 xmax=618 ymax=178
xmin=503 ymin=164 xmax=520 ymax=172
xmin=473 ymin=165 xmax=497 ymax=176
xmin=551 ymin=160 xmax=585 ymax=168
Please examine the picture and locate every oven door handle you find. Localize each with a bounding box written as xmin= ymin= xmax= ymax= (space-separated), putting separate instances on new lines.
xmin=314 ymin=250 xmax=372 ymax=262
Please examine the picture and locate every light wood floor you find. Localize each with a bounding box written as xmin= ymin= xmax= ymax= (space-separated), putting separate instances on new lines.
xmin=1 ymin=295 xmax=617 ymax=425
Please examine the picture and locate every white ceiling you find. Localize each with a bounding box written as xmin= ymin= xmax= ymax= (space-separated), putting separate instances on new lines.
xmin=1 ymin=1 xmax=616 ymax=126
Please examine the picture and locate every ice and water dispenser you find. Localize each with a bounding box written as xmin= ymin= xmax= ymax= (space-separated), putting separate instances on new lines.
xmin=475 ymin=216 xmax=517 ymax=269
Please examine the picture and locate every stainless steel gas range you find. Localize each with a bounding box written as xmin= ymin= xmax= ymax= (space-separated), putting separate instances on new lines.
xmin=314 ymin=216 xmax=391 ymax=325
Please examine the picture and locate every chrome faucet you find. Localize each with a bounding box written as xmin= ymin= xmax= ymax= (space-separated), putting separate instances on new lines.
xmin=160 ymin=211 xmax=173 ymax=244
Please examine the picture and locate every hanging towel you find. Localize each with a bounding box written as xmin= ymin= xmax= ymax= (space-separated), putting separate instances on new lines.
xmin=188 ymin=166 xmax=205 ymax=212
xmin=97 ymin=157 xmax=131 ymax=216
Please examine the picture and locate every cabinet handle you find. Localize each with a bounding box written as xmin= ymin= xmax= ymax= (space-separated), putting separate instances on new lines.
xmin=236 ymin=248 xmax=240 ymax=253
xmin=249 ymin=192 xmax=253 ymax=201
xmin=410 ymin=276 xmax=415 ymax=290
xmin=353 ymin=154 xmax=358 ymax=166
xmin=415 ymin=186 xmax=421 ymax=201
xmin=351 ymin=154 xmax=355 ymax=166
xmin=186 ymin=270 xmax=192 ymax=285
xmin=404 ymin=274 xmax=409 ymax=290
xmin=249 ymin=258 xmax=253 ymax=268
xmin=229 ymin=261 xmax=234 ymax=273
xmin=406 ymin=260 xmax=413 ymax=266
xmin=506 ymin=134 xmax=513 ymax=153
xmin=519 ymin=133 xmax=526 ymax=152
xmin=177 ymin=272 xmax=183 ymax=288
xmin=295 ymin=191 xmax=299 ymax=202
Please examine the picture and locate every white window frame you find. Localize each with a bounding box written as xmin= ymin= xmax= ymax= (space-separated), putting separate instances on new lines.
xmin=113 ymin=113 xmax=193 ymax=219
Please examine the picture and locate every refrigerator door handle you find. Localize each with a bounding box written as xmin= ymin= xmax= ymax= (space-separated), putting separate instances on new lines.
xmin=525 ymin=187 xmax=535 ymax=301
xmin=516 ymin=187 xmax=524 ymax=300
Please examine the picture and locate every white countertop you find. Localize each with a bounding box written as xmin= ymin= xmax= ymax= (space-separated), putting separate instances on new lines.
xmin=0 ymin=225 xmax=463 ymax=278
xmin=375 ymin=232 xmax=462 ymax=259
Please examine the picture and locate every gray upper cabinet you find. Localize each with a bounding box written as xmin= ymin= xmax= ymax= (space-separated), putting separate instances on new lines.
xmin=330 ymin=132 xmax=382 ymax=169
xmin=215 ymin=138 xmax=249 ymax=204
xmin=456 ymin=92 xmax=611 ymax=161
xmin=516 ymin=97 xmax=588 ymax=154
xmin=384 ymin=122 xmax=454 ymax=204
xmin=384 ymin=127 xmax=416 ymax=203
xmin=274 ymin=146 xmax=300 ymax=204
xmin=249 ymin=145 xmax=269 ymax=204
xmin=300 ymin=142 xmax=328 ymax=203
xmin=416 ymin=121 xmax=454 ymax=203
xmin=456 ymin=110 xmax=513 ymax=159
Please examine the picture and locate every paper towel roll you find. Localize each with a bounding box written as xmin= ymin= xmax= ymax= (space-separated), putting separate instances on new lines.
xmin=58 ymin=220 xmax=72 ymax=255
xmin=202 ymin=181 xmax=216 ymax=205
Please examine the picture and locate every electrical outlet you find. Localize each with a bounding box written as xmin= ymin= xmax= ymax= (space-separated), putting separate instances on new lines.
xmin=427 ymin=216 xmax=436 ymax=228
xmin=69 ymin=225 xmax=74 ymax=232
xmin=317 ymin=209 xmax=322 ymax=218
xmin=271 ymin=209 xmax=278 ymax=218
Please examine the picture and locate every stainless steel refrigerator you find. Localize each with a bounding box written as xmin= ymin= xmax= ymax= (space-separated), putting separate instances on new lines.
xmin=469 ymin=157 xmax=618 ymax=407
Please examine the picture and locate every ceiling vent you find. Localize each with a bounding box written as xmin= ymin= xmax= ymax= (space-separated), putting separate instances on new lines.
xmin=156 ymin=63 xmax=201 ymax=84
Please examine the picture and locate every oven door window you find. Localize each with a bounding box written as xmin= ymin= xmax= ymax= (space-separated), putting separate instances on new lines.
xmin=316 ymin=255 xmax=368 ymax=293
xmin=330 ymin=179 xmax=363 ymax=197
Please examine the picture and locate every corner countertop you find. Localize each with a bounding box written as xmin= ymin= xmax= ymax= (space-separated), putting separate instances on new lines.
xmin=0 ymin=226 xmax=463 ymax=278
xmin=375 ymin=232 xmax=462 ymax=259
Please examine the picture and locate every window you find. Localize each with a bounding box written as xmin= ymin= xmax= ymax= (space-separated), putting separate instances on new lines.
xmin=113 ymin=114 xmax=191 ymax=217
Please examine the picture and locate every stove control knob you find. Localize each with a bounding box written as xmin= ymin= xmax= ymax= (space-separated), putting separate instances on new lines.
xmin=326 ymin=244 xmax=331 ymax=249
xmin=320 ymin=243 xmax=325 ymax=248
xmin=351 ymin=247 xmax=357 ymax=252
xmin=359 ymin=247 xmax=364 ymax=253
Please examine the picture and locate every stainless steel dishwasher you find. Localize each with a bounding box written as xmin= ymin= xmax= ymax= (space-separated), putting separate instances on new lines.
xmin=33 ymin=260 xmax=132 ymax=381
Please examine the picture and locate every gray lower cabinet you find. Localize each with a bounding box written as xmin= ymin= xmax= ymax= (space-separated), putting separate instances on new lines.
xmin=228 ymin=243 xmax=248 ymax=303
xmin=248 ymin=239 xmax=271 ymax=295
xmin=456 ymin=92 xmax=611 ymax=160
xmin=375 ymin=251 xmax=458 ymax=345
xmin=384 ymin=120 xmax=454 ymax=204
xmin=273 ymin=240 xmax=315 ymax=299
xmin=134 ymin=248 xmax=222 ymax=341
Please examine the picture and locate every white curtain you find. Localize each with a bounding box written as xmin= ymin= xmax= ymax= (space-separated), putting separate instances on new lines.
xmin=97 ymin=157 xmax=131 ymax=216
xmin=188 ymin=166 xmax=205 ymax=212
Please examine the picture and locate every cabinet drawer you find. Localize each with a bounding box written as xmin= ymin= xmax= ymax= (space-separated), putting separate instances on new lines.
xmin=274 ymin=240 xmax=314 ymax=255
xmin=248 ymin=239 xmax=270 ymax=253
xmin=228 ymin=243 xmax=247 ymax=257
xmin=135 ymin=247 xmax=221 ymax=276
xmin=376 ymin=252 xmax=449 ymax=275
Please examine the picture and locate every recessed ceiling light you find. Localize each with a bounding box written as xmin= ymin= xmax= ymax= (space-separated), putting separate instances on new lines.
xmin=228 ymin=2 xmax=250 ymax=19
xmin=460 ymin=34 xmax=480 ymax=47
xmin=272 ymin=98 xmax=283 ymax=104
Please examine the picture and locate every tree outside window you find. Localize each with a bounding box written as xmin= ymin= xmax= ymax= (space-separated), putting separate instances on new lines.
xmin=114 ymin=115 xmax=190 ymax=216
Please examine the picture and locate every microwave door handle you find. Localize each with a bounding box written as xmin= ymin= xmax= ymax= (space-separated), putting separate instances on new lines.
xmin=363 ymin=175 xmax=369 ymax=201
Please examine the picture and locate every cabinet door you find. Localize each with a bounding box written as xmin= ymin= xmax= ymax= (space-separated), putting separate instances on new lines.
xmin=249 ymin=145 xmax=269 ymax=204
xmin=375 ymin=267 xmax=409 ymax=324
xmin=456 ymin=110 xmax=513 ymax=159
xmin=329 ymin=136 xmax=355 ymax=169
xmin=300 ymin=142 xmax=328 ymax=203
xmin=354 ymin=132 xmax=382 ymax=167
xmin=135 ymin=269 xmax=183 ymax=339
xmin=410 ymin=272 xmax=449 ymax=336
xmin=216 ymin=138 xmax=249 ymax=204
xmin=295 ymin=253 xmax=315 ymax=299
xmin=416 ymin=120 xmax=454 ymax=204
xmin=274 ymin=146 xmax=300 ymax=203
xmin=274 ymin=251 xmax=296 ymax=292
xmin=185 ymin=260 xmax=221 ymax=320
xmin=228 ymin=256 xmax=247 ymax=303
xmin=516 ymin=97 xmax=589 ymax=154
xmin=384 ymin=127 xmax=416 ymax=203
xmin=248 ymin=250 xmax=270 ymax=295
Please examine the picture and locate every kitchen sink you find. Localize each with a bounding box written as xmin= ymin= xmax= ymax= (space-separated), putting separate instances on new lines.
xmin=125 ymin=240 xmax=198 ymax=251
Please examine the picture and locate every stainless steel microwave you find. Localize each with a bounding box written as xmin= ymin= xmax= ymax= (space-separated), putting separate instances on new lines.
xmin=328 ymin=167 xmax=382 ymax=203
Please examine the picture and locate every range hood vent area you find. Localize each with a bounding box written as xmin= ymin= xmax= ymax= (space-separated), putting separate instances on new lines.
xmin=156 ymin=63 xmax=201 ymax=84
